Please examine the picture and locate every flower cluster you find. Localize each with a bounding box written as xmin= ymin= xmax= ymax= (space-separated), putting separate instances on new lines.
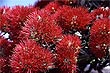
xmin=21 ymin=10 xmax=63 ymax=44
xmin=55 ymin=0 xmax=77 ymax=5
xmin=1 ymin=6 xmax=37 ymax=43
xmin=0 ymin=0 xmax=110 ymax=73
xmin=10 ymin=39 xmax=53 ymax=73
xmin=0 ymin=58 xmax=6 ymax=72
xmin=43 ymin=1 xmax=61 ymax=15
xmin=89 ymin=18 xmax=110 ymax=58
xmin=0 ymin=7 xmax=10 ymax=30
xmin=53 ymin=6 xmax=92 ymax=31
xmin=91 ymin=7 xmax=110 ymax=20
xmin=56 ymin=35 xmax=81 ymax=73
xmin=0 ymin=36 xmax=13 ymax=57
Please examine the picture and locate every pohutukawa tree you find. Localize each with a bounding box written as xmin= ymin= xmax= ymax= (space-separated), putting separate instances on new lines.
xmin=0 ymin=0 xmax=110 ymax=73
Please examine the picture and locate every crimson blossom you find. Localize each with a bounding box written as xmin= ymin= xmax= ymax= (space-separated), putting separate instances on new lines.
xmin=56 ymin=35 xmax=81 ymax=73
xmin=53 ymin=5 xmax=92 ymax=31
xmin=0 ymin=36 xmax=13 ymax=57
xmin=55 ymin=0 xmax=77 ymax=5
xmin=91 ymin=7 xmax=110 ymax=20
xmin=4 ymin=6 xmax=37 ymax=43
xmin=0 ymin=58 xmax=6 ymax=73
xmin=89 ymin=18 xmax=110 ymax=58
xmin=42 ymin=1 xmax=61 ymax=15
xmin=10 ymin=39 xmax=54 ymax=73
xmin=0 ymin=7 xmax=10 ymax=30
xmin=21 ymin=10 xmax=63 ymax=44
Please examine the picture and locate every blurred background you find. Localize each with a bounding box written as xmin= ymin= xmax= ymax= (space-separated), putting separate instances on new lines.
xmin=0 ymin=0 xmax=38 ymax=7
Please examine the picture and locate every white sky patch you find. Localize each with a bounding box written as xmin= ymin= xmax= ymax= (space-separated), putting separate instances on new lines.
xmin=0 ymin=0 xmax=38 ymax=7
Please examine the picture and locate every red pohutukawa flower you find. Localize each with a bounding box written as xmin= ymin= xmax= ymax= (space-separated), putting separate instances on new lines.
xmin=55 ymin=0 xmax=77 ymax=5
xmin=4 ymin=6 xmax=37 ymax=43
xmin=43 ymin=1 xmax=61 ymax=15
xmin=10 ymin=39 xmax=54 ymax=73
xmin=53 ymin=6 xmax=92 ymax=31
xmin=0 ymin=36 xmax=14 ymax=57
xmin=56 ymin=35 xmax=81 ymax=73
xmin=6 ymin=6 xmax=37 ymax=26
xmin=21 ymin=10 xmax=63 ymax=43
xmin=0 ymin=58 xmax=6 ymax=72
xmin=0 ymin=7 xmax=10 ymax=30
xmin=89 ymin=18 xmax=110 ymax=58
xmin=91 ymin=7 xmax=110 ymax=20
